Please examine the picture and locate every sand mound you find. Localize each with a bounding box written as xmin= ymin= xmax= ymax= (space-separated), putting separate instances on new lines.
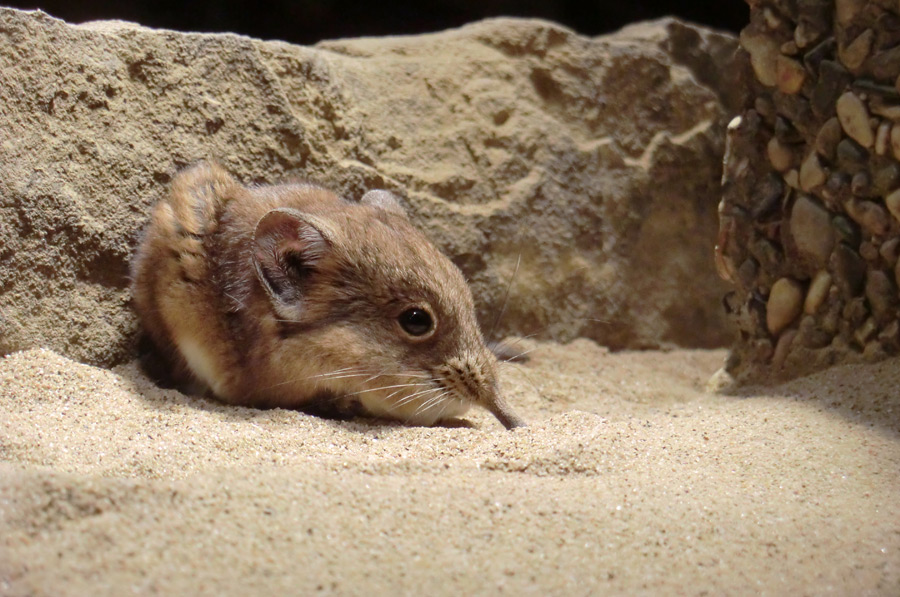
xmin=2 ymin=342 xmax=898 ymax=595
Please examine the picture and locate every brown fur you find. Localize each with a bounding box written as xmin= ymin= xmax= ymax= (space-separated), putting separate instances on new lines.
xmin=131 ymin=161 xmax=525 ymax=428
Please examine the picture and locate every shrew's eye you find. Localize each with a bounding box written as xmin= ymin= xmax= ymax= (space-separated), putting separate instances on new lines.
xmin=398 ymin=307 xmax=433 ymax=337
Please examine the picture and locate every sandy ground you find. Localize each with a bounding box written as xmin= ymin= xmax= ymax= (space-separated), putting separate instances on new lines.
xmin=1 ymin=339 xmax=899 ymax=596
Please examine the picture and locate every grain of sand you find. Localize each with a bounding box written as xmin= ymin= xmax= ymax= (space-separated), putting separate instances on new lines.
xmin=1 ymin=339 xmax=899 ymax=595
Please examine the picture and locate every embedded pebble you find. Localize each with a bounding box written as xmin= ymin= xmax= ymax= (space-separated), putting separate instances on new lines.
xmin=784 ymin=168 xmax=800 ymax=189
xmin=871 ymin=103 xmax=900 ymax=121
xmin=823 ymin=171 xmax=850 ymax=205
xmin=767 ymin=277 xmax=804 ymax=335
xmin=885 ymin=188 xmax=900 ymax=222
xmin=854 ymin=317 xmax=879 ymax=346
xmin=845 ymin=199 xmax=889 ymax=236
xmin=873 ymin=163 xmax=900 ymax=195
xmin=803 ymin=37 xmax=836 ymax=74
xmin=794 ymin=22 xmax=819 ymax=49
xmin=763 ymin=7 xmax=783 ymax=29
xmin=850 ymin=171 xmax=871 ymax=196
xmin=833 ymin=215 xmax=862 ymax=248
xmin=775 ymin=94 xmax=814 ymax=133
xmin=776 ymin=55 xmax=806 ymax=94
xmin=799 ymin=152 xmax=827 ymax=190
xmin=837 ymin=92 xmax=874 ymax=148
xmin=772 ymin=329 xmax=797 ymax=369
xmin=831 ymin=244 xmax=866 ymax=297
xmin=843 ymin=296 xmax=869 ymax=327
xmin=876 ymin=121 xmax=891 ymax=156
xmin=812 ymin=61 xmax=852 ymax=118
xmin=836 ymin=138 xmax=869 ymax=173
xmin=860 ymin=241 xmax=880 ymax=262
xmin=839 ymin=29 xmax=874 ymax=71
xmin=865 ymin=270 xmax=897 ymax=323
xmin=740 ymin=30 xmax=780 ymax=87
xmin=804 ymin=270 xmax=832 ymax=315
xmin=850 ymin=80 xmax=900 ymax=102
xmin=780 ymin=41 xmax=799 ymax=56
xmin=767 ymin=137 xmax=793 ymax=171
xmin=790 ymin=195 xmax=834 ymax=266
xmin=815 ymin=117 xmax=843 ymax=160
xmin=880 ymin=238 xmax=900 ymax=266
xmin=868 ymin=46 xmax=900 ymax=82
xmin=754 ymin=95 xmax=775 ymax=121
xmin=797 ymin=314 xmax=833 ymax=348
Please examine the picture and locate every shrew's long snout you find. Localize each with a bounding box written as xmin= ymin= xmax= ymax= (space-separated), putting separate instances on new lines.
xmin=482 ymin=389 xmax=527 ymax=429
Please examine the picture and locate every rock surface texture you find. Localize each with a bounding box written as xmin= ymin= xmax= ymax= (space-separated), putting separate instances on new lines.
xmin=0 ymin=8 xmax=742 ymax=367
xmin=718 ymin=0 xmax=900 ymax=382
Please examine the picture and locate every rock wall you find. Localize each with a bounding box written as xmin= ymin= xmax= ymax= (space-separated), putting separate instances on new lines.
xmin=718 ymin=0 xmax=900 ymax=382
xmin=0 ymin=8 xmax=743 ymax=367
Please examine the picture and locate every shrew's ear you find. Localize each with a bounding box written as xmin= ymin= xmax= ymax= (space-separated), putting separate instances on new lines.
xmin=360 ymin=189 xmax=407 ymax=218
xmin=252 ymin=208 xmax=330 ymax=321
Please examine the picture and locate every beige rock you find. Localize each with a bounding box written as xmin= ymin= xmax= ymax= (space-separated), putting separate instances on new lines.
xmin=784 ymin=169 xmax=801 ymax=189
xmin=740 ymin=29 xmax=780 ymax=87
xmin=815 ymin=117 xmax=843 ymax=160
xmin=838 ymin=28 xmax=874 ymax=72
xmin=876 ymin=121 xmax=890 ymax=156
xmin=804 ymin=270 xmax=832 ymax=315
xmin=780 ymin=41 xmax=799 ymax=56
xmin=854 ymin=317 xmax=878 ymax=346
xmin=767 ymin=137 xmax=793 ymax=171
xmin=772 ymin=328 xmax=797 ymax=369
xmin=837 ymin=91 xmax=874 ymax=148
xmin=0 ymin=9 xmax=739 ymax=365
xmin=845 ymin=199 xmax=889 ymax=236
xmin=767 ymin=278 xmax=804 ymax=335
xmin=879 ymin=237 xmax=900 ymax=266
xmin=790 ymin=195 xmax=834 ymax=267
xmin=775 ymin=54 xmax=806 ymax=94
xmin=793 ymin=22 xmax=819 ymax=49
xmin=799 ymin=152 xmax=827 ymax=191
xmin=871 ymin=103 xmax=900 ymax=121
xmin=763 ymin=7 xmax=783 ymax=29
xmin=886 ymin=188 xmax=900 ymax=222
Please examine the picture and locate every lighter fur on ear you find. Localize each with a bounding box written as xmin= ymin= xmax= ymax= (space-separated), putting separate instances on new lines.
xmin=360 ymin=189 xmax=407 ymax=218
xmin=252 ymin=208 xmax=330 ymax=321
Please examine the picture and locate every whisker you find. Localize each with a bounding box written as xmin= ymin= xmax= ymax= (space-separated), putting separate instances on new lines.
xmin=253 ymin=366 xmax=373 ymax=392
xmin=393 ymin=386 xmax=442 ymax=408
xmin=403 ymin=390 xmax=451 ymax=423
xmin=488 ymin=253 xmax=521 ymax=341
xmin=414 ymin=391 xmax=451 ymax=416
xmin=350 ymin=381 xmax=427 ymax=396
xmin=497 ymin=345 xmax=539 ymax=363
xmin=432 ymin=394 xmax=454 ymax=421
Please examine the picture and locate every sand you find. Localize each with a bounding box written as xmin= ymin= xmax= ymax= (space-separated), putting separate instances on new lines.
xmin=1 ymin=339 xmax=899 ymax=595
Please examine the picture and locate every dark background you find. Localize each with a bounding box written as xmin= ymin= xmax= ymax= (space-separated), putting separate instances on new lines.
xmin=7 ymin=1 xmax=747 ymax=44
